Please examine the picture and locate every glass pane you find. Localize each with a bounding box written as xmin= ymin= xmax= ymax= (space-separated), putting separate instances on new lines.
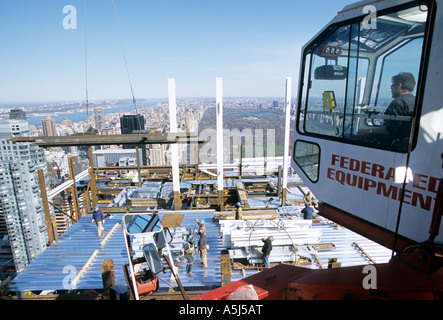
xmin=355 ymin=5 xmax=427 ymax=151
xmin=293 ymin=140 xmax=320 ymax=182
xmin=299 ymin=4 xmax=428 ymax=152
xmin=143 ymin=244 xmax=164 ymax=276
xmin=298 ymin=53 xmax=312 ymax=134
xmin=124 ymin=214 xmax=162 ymax=235
xmin=154 ymin=227 xmax=172 ymax=250
xmin=304 ymin=25 xmax=349 ymax=137
xmin=343 ymin=23 xmax=369 ymax=140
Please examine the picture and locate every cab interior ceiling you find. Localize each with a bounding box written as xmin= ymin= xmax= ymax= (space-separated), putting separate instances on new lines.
xmin=318 ymin=9 xmax=426 ymax=59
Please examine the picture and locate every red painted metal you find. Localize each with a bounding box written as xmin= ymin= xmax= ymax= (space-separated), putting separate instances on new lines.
xmin=194 ymin=248 xmax=443 ymax=300
xmin=136 ymin=275 xmax=159 ymax=296
xmin=193 ymin=158 xmax=443 ymax=300
xmin=193 ymin=264 xmax=312 ymax=300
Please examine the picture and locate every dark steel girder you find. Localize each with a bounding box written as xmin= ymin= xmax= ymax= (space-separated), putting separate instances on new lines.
xmin=7 ymin=132 xmax=203 ymax=147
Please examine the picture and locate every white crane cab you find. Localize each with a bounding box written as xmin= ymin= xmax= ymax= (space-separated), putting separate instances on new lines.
xmin=292 ymin=0 xmax=442 ymax=251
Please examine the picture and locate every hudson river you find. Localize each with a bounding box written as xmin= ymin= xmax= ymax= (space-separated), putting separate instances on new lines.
xmin=26 ymin=100 xmax=162 ymax=127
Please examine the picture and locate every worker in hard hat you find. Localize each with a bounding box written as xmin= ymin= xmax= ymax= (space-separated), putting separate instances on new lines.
xmin=261 ymin=236 xmax=273 ymax=268
xmin=235 ymin=202 xmax=243 ymax=220
xmin=301 ymin=202 xmax=314 ymax=220
xmin=197 ymin=228 xmax=208 ymax=269
xmin=91 ymin=206 xmax=105 ymax=237
xmin=195 ymin=218 xmax=206 ymax=232
xmin=180 ymin=238 xmax=197 ymax=276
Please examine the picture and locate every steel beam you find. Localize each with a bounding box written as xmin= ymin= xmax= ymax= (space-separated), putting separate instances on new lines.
xmin=38 ymin=169 xmax=58 ymax=244
xmin=68 ymin=157 xmax=80 ymax=222
xmin=7 ymin=132 xmax=203 ymax=147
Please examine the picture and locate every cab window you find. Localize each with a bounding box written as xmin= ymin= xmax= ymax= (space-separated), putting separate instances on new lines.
xmin=298 ymin=3 xmax=429 ymax=152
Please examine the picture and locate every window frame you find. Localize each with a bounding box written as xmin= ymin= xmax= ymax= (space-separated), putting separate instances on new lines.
xmin=295 ymin=0 xmax=434 ymax=154
xmin=293 ymin=139 xmax=321 ymax=183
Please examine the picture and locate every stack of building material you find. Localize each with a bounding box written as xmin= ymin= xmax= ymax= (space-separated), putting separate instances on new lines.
xmin=131 ymin=226 xmax=191 ymax=260
xmin=213 ymin=210 xmax=279 ymax=220
xmin=222 ymin=218 xmax=322 ymax=265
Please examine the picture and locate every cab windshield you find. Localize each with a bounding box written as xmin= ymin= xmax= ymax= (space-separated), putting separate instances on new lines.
xmin=298 ymin=3 xmax=429 ymax=152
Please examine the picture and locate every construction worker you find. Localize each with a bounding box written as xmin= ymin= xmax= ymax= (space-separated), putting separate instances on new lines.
xmin=197 ymin=228 xmax=208 ymax=268
xmin=180 ymin=239 xmax=196 ymax=276
xmin=303 ymin=191 xmax=318 ymax=208
xmin=261 ymin=236 xmax=273 ymax=268
xmin=235 ymin=202 xmax=243 ymax=220
xmin=91 ymin=206 xmax=105 ymax=237
xmin=303 ymin=191 xmax=313 ymax=205
xmin=301 ymin=202 xmax=314 ymax=220
xmin=195 ymin=218 xmax=206 ymax=232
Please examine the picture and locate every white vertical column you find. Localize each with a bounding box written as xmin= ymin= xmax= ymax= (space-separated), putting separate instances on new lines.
xmin=168 ymin=78 xmax=181 ymax=209
xmin=216 ymin=77 xmax=224 ymax=210
xmin=282 ymin=77 xmax=292 ymax=206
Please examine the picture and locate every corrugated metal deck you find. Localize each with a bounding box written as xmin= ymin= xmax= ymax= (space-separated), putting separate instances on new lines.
xmin=9 ymin=208 xmax=393 ymax=294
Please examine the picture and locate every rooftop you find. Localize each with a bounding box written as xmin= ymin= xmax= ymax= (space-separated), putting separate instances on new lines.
xmin=8 ymin=206 xmax=393 ymax=295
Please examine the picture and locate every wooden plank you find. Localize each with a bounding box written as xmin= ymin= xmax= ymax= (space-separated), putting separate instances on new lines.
xmin=72 ymin=249 xmax=99 ymax=287
xmin=162 ymin=214 xmax=184 ymax=229
xmin=235 ymin=181 xmax=249 ymax=208
xmin=101 ymin=259 xmax=116 ymax=297
xmin=127 ymin=197 xmax=173 ymax=207
xmin=214 ymin=210 xmax=279 ymax=221
xmin=100 ymin=223 xmax=120 ymax=247
xmin=312 ymin=254 xmax=325 ymax=269
xmin=220 ymin=254 xmax=231 ymax=286
xmin=352 ymin=242 xmax=376 ymax=264
xmin=38 ymin=169 xmax=57 ymax=244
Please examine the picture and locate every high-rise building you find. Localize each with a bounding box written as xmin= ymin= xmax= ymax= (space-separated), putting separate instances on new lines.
xmin=0 ymin=120 xmax=52 ymax=272
xmin=41 ymin=116 xmax=57 ymax=136
xmin=272 ymin=101 xmax=279 ymax=109
xmin=0 ymin=199 xmax=16 ymax=282
xmin=120 ymin=115 xmax=147 ymax=165
xmin=8 ymin=108 xmax=26 ymax=120
xmin=120 ymin=114 xmax=145 ymax=134
xmin=148 ymin=144 xmax=167 ymax=166
xmin=93 ymin=108 xmax=104 ymax=130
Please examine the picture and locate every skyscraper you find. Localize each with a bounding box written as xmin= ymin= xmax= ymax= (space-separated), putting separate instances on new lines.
xmin=0 ymin=120 xmax=52 ymax=272
xmin=120 ymin=114 xmax=145 ymax=134
xmin=120 ymin=114 xmax=147 ymax=165
xmin=42 ymin=116 xmax=57 ymax=136
xmin=8 ymin=108 xmax=26 ymax=120
xmin=93 ymin=108 xmax=104 ymax=130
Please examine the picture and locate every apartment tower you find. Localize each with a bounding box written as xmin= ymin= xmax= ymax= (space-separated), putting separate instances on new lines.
xmin=0 ymin=120 xmax=52 ymax=272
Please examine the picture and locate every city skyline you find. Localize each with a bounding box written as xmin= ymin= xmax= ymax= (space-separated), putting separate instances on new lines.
xmin=0 ymin=0 xmax=356 ymax=103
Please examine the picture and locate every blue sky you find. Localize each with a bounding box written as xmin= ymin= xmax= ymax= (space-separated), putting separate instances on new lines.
xmin=0 ymin=0 xmax=356 ymax=102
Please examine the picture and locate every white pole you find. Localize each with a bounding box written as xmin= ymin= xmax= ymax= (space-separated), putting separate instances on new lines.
xmin=282 ymin=77 xmax=292 ymax=205
xmin=216 ymin=77 xmax=224 ymax=209
xmin=168 ymin=78 xmax=181 ymax=209
xmin=123 ymin=227 xmax=140 ymax=300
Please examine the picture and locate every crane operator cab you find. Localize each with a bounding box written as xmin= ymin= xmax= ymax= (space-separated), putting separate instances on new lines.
xmin=292 ymin=0 xmax=442 ymax=252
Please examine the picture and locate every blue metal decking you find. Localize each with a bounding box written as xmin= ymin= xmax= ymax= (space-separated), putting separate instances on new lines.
xmin=9 ymin=208 xmax=393 ymax=294
xmin=8 ymin=210 xmax=224 ymax=293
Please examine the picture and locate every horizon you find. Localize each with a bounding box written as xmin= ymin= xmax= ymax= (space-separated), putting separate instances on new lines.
xmin=0 ymin=96 xmax=294 ymax=107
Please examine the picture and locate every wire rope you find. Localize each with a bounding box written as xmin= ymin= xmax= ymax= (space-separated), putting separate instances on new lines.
xmin=111 ymin=0 xmax=144 ymax=148
xmin=83 ymin=0 xmax=89 ymax=119
xmin=111 ymin=1 xmax=138 ymax=113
